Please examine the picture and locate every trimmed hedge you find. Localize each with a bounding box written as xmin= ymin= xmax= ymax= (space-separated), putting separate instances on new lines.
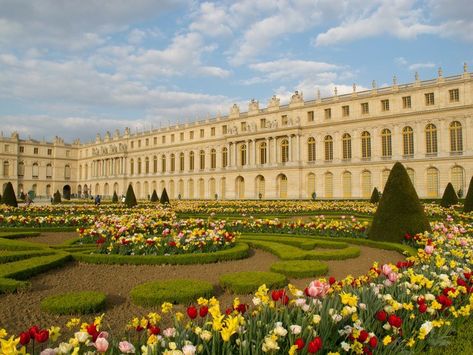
xmin=2 ymin=182 xmax=18 ymax=207
xmin=0 ymin=278 xmax=30 ymax=293
xmin=220 ymin=271 xmax=287 ymax=294
xmin=131 ymin=279 xmax=213 ymax=306
xmin=0 ymin=231 xmax=41 ymax=239
xmin=241 ymin=233 xmax=349 ymax=250
xmin=0 ymin=237 xmax=46 ymax=251
xmin=41 ymin=291 xmax=107 ymax=315
xmin=0 ymin=250 xmax=55 ymax=263
xmin=0 ymin=253 xmax=71 ymax=280
xmin=270 ymin=260 xmax=328 ymax=278
xmin=72 ymin=242 xmax=249 ymax=265
xmin=440 ymin=183 xmax=459 ymax=208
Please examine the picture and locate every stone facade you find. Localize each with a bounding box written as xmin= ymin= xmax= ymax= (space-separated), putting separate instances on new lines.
xmin=1 ymin=69 xmax=473 ymax=200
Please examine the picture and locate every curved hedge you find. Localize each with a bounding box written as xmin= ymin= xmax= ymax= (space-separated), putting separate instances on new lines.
xmin=131 ymin=279 xmax=213 ymax=306
xmin=219 ymin=271 xmax=287 ymax=294
xmin=72 ymin=242 xmax=249 ymax=265
xmin=41 ymin=291 xmax=106 ymax=315
xmin=270 ymin=260 xmax=328 ymax=278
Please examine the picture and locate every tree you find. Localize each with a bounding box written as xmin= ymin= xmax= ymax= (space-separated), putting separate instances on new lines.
xmin=112 ymin=191 xmax=118 ymax=203
xmin=440 ymin=183 xmax=458 ymax=208
xmin=369 ymin=162 xmax=431 ymax=243
xmin=124 ymin=184 xmax=137 ymax=208
xmin=150 ymin=189 xmax=159 ymax=202
xmin=369 ymin=187 xmax=380 ymax=203
xmin=2 ymin=182 xmax=18 ymax=207
xmin=464 ymin=176 xmax=473 ymax=213
xmin=160 ymin=188 xmax=170 ymax=205
xmin=53 ymin=190 xmax=62 ymax=204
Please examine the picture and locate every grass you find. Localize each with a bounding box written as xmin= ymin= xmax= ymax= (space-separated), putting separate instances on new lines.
xmin=41 ymin=291 xmax=107 ymax=315
xmin=219 ymin=271 xmax=287 ymax=294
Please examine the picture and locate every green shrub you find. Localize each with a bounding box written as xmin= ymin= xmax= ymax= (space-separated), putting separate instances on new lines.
xmin=112 ymin=191 xmax=118 ymax=203
xmin=160 ymin=188 xmax=170 ymax=205
xmin=150 ymin=190 xmax=159 ymax=202
xmin=0 ymin=253 xmax=71 ymax=280
xmin=41 ymin=291 xmax=106 ymax=315
xmin=464 ymin=176 xmax=473 ymax=213
xmin=53 ymin=190 xmax=62 ymax=204
xmin=2 ymin=182 xmax=18 ymax=207
xmin=369 ymin=162 xmax=431 ymax=243
xmin=0 ymin=232 xmax=40 ymax=239
xmin=131 ymin=279 xmax=213 ymax=306
xmin=440 ymin=183 xmax=459 ymax=208
xmin=220 ymin=271 xmax=287 ymax=294
xmin=0 ymin=278 xmax=30 ymax=293
xmin=0 ymin=237 xmax=45 ymax=251
xmin=241 ymin=234 xmax=348 ymax=250
xmin=270 ymin=260 xmax=328 ymax=278
xmin=370 ymin=187 xmax=380 ymax=203
xmin=0 ymin=250 xmax=55 ymax=263
xmin=72 ymin=242 xmax=249 ymax=265
xmin=125 ymin=184 xmax=137 ymax=207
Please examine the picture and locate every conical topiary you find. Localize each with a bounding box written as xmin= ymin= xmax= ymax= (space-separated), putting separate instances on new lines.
xmin=53 ymin=190 xmax=62 ymax=204
xmin=369 ymin=162 xmax=431 ymax=242
xmin=125 ymin=184 xmax=137 ymax=208
xmin=150 ymin=190 xmax=159 ymax=202
xmin=160 ymin=188 xmax=170 ymax=205
xmin=440 ymin=183 xmax=458 ymax=208
xmin=464 ymin=176 xmax=473 ymax=213
xmin=2 ymin=182 xmax=18 ymax=207
xmin=112 ymin=191 xmax=118 ymax=203
xmin=369 ymin=187 xmax=380 ymax=203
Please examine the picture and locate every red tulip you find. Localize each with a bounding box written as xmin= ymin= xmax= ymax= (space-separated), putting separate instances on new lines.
xmin=187 ymin=306 xmax=198 ymax=319
xmin=294 ymin=338 xmax=305 ymax=350
xmin=19 ymin=332 xmax=30 ymax=346
xmin=148 ymin=325 xmax=160 ymax=335
xmin=369 ymin=336 xmax=378 ymax=348
xmin=35 ymin=329 xmax=49 ymax=343
xmin=375 ymin=310 xmax=387 ymax=322
xmin=388 ymin=314 xmax=402 ymax=328
xmin=28 ymin=325 xmax=39 ymax=338
xmin=418 ymin=303 xmax=428 ymax=313
xmin=329 ymin=277 xmax=336 ymax=285
xmin=358 ymin=330 xmax=369 ymax=343
xmin=199 ymin=306 xmax=209 ymax=317
xmin=235 ymin=303 xmax=247 ymax=314
xmin=308 ymin=337 xmax=322 ymax=353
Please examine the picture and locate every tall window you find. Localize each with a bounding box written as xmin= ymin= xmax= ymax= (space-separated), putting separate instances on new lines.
xmin=361 ymin=131 xmax=371 ymax=159
xmin=324 ymin=136 xmax=333 ymax=161
xmin=222 ymin=147 xmax=228 ymax=168
xmin=307 ymin=173 xmax=316 ymax=198
xmin=381 ymin=129 xmax=392 ymax=157
xmin=130 ymin=159 xmax=134 ymax=175
xmin=361 ymin=171 xmax=372 ymax=198
xmin=308 ymin=137 xmax=316 ymax=162
xmin=256 ymin=175 xmax=265 ymax=198
xmin=18 ymin=162 xmax=25 ymax=176
xmin=402 ymin=126 xmax=414 ymax=156
xmin=361 ymin=102 xmax=369 ymax=114
xmin=199 ymin=150 xmax=205 ymax=170
xmin=161 ymin=155 xmax=166 ymax=173
xmin=426 ymin=167 xmax=439 ymax=197
xmin=281 ymin=139 xmax=289 ymax=163
xmin=450 ymin=121 xmax=463 ymax=153
xmin=278 ymin=174 xmax=288 ymax=198
xmin=137 ymin=158 xmax=142 ymax=174
xmin=342 ymin=133 xmax=352 ymax=160
xmin=449 ymin=88 xmax=459 ymax=102
xmin=381 ymin=99 xmax=390 ymax=111
xmin=32 ymin=163 xmax=39 ymax=178
xmin=425 ymin=124 xmax=437 ymax=155
xmin=189 ymin=151 xmax=195 ymax=171
xmin=259 ymin=142 xmax=267 ymax=164
xmin=425 ymin=92 xmax=435 ymax=105
xmin=3 ymin=161 xmax=9 ymax=177
xmin=210 ymin=149 xmax=216 ymax=169
xmin=402 ymin=96 xmax=412 ymax=108
xmin=170 ymin=154 xmax=175 ymax=172
xmin=180 ymin=152 xmax=185 ymax=171
xmin=46 ymin=164 xmax=53 ymax=178
xmin=451 ymin=166 xmax=465 ymax=194
xmin=240 ymin=144 xmax=247 ymax=166
xmin=64 ymin=165 xmax=71 ymax=179
xmin=145 ymin=157 xmax=150 ymax=174
xmin=342 ymin=171 xmax=352 ymax=198
xmin=153 ymin=156 xmax=158 ymax=173
xmin=324 ymin=172 xmax=333 ymax=198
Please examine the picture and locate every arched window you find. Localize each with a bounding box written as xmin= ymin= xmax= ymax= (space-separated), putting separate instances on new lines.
xmin=18 ymin=161 xmax=25 ymax=176
xmin=130 ymin=159 xmax=134 ymax=175
xmin=342 ymin=133 xmax=352 ymax=160
xmin=361 ymin=131 xmax=371 ymax=159
xmin=450 ymin=121 xmax=463 ymax=153
xmin=169 ymin=180 xmax=175 ymax=199
xmin=256 ymin=175 xmax=265 ymax=198
xmin=240 ymin=144 xmax=247 ymax=166
xmin=198 ymin=178 xmax=205 ymax=199
xmin=426 ymin=167 xmax=439 ymax=197
xmin=236 ymin=176 xmax=245 ymax=199
xmin=281 ymin=139 xmax=289 ymax=163
xmin=307 ymin=173 xmax=316 ymax=198
xmin=189 ymin=151 xmax=195 ymax=171
xmin=425 ymin=124 xmax=437 ymax=155
xmin=324 ymin=136 xmax=333 ymax=161
xmin=381 ymin=169 xmax=390 ymax=191
xmin=451 ymin=166 xmax=465 ymax=194
xmin=324 ymin=172 xmax=333 ymax=198
xmin=342 ymin=171 xmax=352 ymax=198
xmin=137 ymin=158 xmax=142 ymax=174
xmin=402 ymin=126 xmax=414 ymax=156
xmin=161 ymin=155 xmax=166 ymax=173
xmin=259 ymin=142 xmax=267 ymax=165
xmin=308 ymin=137 xmax=316 ymax=162
xmin=178 ymin=179 xmax=184 ymax=197
xmin=3 ymin=161 xmax=9 ymax=177
xmin=64 ymin=165 xmax=71 ymax=179
xmin=145 ymin=157 xmax=150 ymax=174
xmin=199 ymin=150 xmax=205 ymax=170
xmin=361 ymin=170 xmax=372 ymax=198
xmin=46 ymin=163 xmax=53 ymax=178
xmin=153 ymin=156 xmax=158 ymax=173
xmin=179 ymin=152 xmax=185 ymax=172
xmin=170 ymin=154 xmax=175 ymax=172
xmin=211 ymin=149 xmax=216 ymax=169
xmin=277 ymin=174 xmax=288 ymax=198
xmin=188 ymin=179 xmax=194 ymax=199
xmin=209 ymin=178 xmax=216 ymax=198
xmin=222 ymin=147 xmax=228 ymax=168
xmin=32 ymin=163 xmax=39 ymax=178
xmin=381 ymin=129 xmax=392 ymax=157
xmin=220 ymin=177 xmax=226 ymax=199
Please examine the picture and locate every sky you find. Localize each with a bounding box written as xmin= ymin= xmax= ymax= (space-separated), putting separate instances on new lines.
xmin=0 ymin=0 xmax=472 ymax=143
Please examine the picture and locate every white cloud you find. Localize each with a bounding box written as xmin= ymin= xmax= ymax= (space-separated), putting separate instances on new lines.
xmin=189 ymin=2 xmax=233 ymax=37
xmin=408 ymin=62 xmax=436 ymax=71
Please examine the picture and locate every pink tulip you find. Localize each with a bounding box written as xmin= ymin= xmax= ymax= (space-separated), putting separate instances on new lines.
xmin=388 ymin=272 xmax=398 ymax=282
xmin=94 ymin=337 xmax=109 ymax=353
xmin=119 ymin=341 xmax=136 ymax=353
xmin=382 ymin=264 xmax=392 ymax=276
xmin=424 ymin=245 xmax=434 ymax=254
xmin=307 ymin=280 xmax=330 ymax=298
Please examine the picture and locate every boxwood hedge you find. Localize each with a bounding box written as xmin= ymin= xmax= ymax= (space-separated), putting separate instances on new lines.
xmin=41 ymin=291 xmax=106 ymax=315
xmin=219 ymin=271 xmax=287 ymax=294
xmin=270 ymin=260 xmax=329 ymax=278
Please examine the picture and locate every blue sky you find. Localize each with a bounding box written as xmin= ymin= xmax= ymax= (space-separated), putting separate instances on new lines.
xmin=0 ymin=0 xmax=472 ymax=142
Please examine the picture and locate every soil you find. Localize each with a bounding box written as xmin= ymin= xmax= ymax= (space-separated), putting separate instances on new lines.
xmin=0 ymin=233 xmax=404 ymax=335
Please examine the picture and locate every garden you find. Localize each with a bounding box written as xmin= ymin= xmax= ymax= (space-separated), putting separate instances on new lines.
xmin=0 ymin=163 xmax=472 ymax=354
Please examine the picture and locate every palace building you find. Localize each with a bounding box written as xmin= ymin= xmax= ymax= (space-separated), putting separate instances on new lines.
xmin=1 ymin=68 xmax=472 ymax=200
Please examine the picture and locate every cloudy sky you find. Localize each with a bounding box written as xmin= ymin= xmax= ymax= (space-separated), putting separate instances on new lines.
xmin=0 ymin=0 xmax=472 ymax=142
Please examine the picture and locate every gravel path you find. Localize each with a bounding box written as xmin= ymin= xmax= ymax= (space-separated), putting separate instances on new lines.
xmin=1 ymin=234 xmax=404 ymax=334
